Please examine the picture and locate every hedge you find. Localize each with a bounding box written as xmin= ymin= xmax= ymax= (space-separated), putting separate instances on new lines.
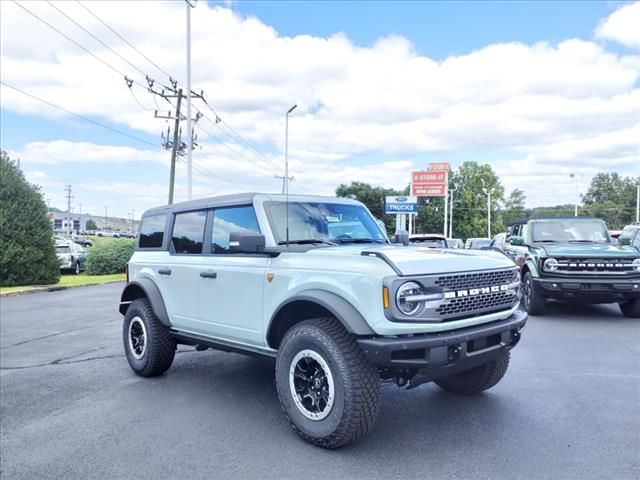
xmin=85 ymin=240 xmax=135 ymax=275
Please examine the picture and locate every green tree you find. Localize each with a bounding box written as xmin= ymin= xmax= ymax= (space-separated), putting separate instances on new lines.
xmin=336 ymin=181 xmax=407 ymax=235
xmin=85 ymin=218 xmax=97 ymax=231
xmin=582 ymin=173 xmax=639 ymax=229
xmin=503 ymin=189 xmax=526 ymax=225
xmin=526 ymin=204 xmax=575 ymax=218
xmin=449 ymin=161 xmax=504 ymax=239
xmin=0 ymin=150 xmax=60 ymax=286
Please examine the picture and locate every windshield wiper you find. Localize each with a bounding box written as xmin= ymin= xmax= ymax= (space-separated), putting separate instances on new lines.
xmin=278 ymin=239 xmax=336 ymax=246
xmin=568 ymin=240 xmax=599 ymax=243
xmin=533 ymin=240 xmax=557 ymax=243
xmin=336 ymin=238 xmax=386 ymax=244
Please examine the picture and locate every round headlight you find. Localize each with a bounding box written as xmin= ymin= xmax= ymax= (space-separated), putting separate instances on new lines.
xmin=396 ymin=281 xmax=424 ymax=316
xmin=543 ymin=258 xmax=559 ymax=272
xmin=633 ymin=259 xmax=640 ymax=272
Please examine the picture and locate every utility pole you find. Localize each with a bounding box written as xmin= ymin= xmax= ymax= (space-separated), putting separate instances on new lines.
xmin=275 ymin=174 xmax=294 ymax=194
xmin=443 ymin=173 xmax=449 ymax=238
xmin=157 ymin=89 xmax=183 ymax=204
xmin=64 ymin=185 xmax=73 ymax=238
xmin=104 ymin=205 xmax=108 ymax=229
xmin=130 ymin=209 xmax=135 ymax=232
xmin=636 ymin=184 xmax=639 ymax=223
xmin=78 ymin=202 xmax=83 ymax=215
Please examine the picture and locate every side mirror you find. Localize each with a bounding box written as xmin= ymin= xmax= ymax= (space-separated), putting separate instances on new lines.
xmin=510 ymin=236 xmax=525 ymax=246
xmin=394 ymin=229 xmax=409 ymax=246
xmin=229 ymin=231 xmax=265 ymax=253
xmin=618 ymin=237 xmax=631 ymax=246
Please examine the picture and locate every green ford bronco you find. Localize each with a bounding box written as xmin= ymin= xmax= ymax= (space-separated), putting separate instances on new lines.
xmin=502 ymin=217 xmax=640 ymax=317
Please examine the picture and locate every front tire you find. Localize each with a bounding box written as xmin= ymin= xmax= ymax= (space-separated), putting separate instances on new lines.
xmin=435 ymin=350 xmax=510 ymax=395
xmin=123 ymin=298 xmax=176 ymax=377
xmin=523 ymin=271 xmax=545 ymax=315
xmin=275 ymin=317 xmax=380 ymax=449
xmin=619 ymin=298 xmax=640 ymax=318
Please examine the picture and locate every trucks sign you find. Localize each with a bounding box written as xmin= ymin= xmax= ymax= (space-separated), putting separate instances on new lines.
xmin=385 ymin=196 xmax=418 ymax=214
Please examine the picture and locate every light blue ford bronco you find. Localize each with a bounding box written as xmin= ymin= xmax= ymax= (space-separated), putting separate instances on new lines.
xmin=119 ymin=193 xmax=526 ymax=448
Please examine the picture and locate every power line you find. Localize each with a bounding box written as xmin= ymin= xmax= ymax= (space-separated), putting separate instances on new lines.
xmin=44 ymin=1 xmax=148 ymax=78
xmin=1 ymin=81 xmax=161 ymax=149
xmin=12 ymin=1 xmax=139 ymax=85
xmin=75 ymin=0 xmax=175 ymax=82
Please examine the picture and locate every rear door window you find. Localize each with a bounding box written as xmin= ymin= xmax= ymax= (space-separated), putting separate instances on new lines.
xmin=171 ymin=211 xmax=207 ymax=254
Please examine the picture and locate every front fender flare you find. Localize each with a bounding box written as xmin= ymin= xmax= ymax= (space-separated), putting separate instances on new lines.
xmin=119 ymin=278 xmax=171 ymax=326
xmin=269 ymin=289 xmax=375 ymax=337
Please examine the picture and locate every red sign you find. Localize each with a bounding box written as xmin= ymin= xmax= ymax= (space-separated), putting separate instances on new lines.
xmin=412 ymin=184 xmax=446 ymax=197
xmin=412 ymin=171 xmax=446 ymax=185
xmin=427 ymin=162 xmax=450 ymax=172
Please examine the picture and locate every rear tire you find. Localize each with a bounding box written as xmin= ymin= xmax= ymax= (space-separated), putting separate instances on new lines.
xmin=275 ymin=317 xmax=380 ymax=449
xmin=523 ymin=271 xmax=545 ymax=315
xmin=435 ymin=350 xmax=510 ymax=395
xmin=123 ymin=298 xmax=176 ymax=377
xmin=619 ymin=298 xmax=640 ymax=318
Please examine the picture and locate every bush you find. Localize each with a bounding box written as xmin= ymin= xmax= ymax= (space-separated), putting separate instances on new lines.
xmin=86 ymin=239 xmax=135 ymax=275
xmin=0 ymin=151 xmax=60 ymax=286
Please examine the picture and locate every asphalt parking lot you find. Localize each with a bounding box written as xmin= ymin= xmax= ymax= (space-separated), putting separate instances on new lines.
xmin=1 ymin=283 xmax=638 ymax=480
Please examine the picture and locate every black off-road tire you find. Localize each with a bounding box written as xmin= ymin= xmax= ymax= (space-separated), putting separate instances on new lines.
xmin=523 ymin=271 xmax=545 ymax=315
xmin=123 ymin=298 xmax=176 ymax=377
xmin=275 ymin=317 xmax=380 ymax=449
xmin=435 ymin=350 xmax=510 ymax=395
xmin=619 ymin=298 xmax=640 ymax=318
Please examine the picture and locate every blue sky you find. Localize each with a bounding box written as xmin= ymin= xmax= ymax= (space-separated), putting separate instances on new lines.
xmin=1 ymin=1 xmax=638 ymax=219
xmin=231 ymin=1 xmax=625 ymax=57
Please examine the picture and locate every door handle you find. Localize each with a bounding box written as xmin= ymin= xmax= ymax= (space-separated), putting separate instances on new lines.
xmin=200 ymin=271 xmax=218 ymax=279
xmin=158 ymin=268 xmax=172 ymax=276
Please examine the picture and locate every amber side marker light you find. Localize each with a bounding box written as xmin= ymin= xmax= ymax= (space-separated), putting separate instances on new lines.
xmin=383 ymin=287 xmax=390 ymax=309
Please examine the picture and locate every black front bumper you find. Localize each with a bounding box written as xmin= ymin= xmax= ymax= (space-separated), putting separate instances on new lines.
xmin=534 ymin=278 xmax=640 ymax=303
xmin=357 ymin=310 xmax=527 ymax=380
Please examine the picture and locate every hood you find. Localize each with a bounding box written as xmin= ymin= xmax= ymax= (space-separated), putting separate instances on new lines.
xmin=306 ymin=245 xmax=516 ymax=276
xmin=538 ymin=242 xmax=639 ymax=258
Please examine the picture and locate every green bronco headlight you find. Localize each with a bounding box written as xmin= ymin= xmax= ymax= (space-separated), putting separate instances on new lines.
xmin=543 ymin=258 xmax=559 ymax=272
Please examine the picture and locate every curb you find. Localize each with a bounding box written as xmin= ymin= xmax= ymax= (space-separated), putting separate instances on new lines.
xmin=0 ymin=280 xmax=125 ymax=297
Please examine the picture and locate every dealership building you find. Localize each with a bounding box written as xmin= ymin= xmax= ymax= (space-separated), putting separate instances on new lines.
xmin=48 ymin=212 xmax=139 ymax=233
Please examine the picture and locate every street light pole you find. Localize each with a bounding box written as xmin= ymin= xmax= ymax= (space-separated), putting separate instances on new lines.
xmin=185 ymin=0 xmax=196 ymax=201
xmin=636 ymin=184 xmax=639 ymax=223
xmin=480 ymin=179 xmax=492 ymax=238
xmin=285 ymin=104 xmax=297 ymax=197
xmin=449 ymin=186 xmax=456 ymax=238
xmin=570 ymin=173 xmax=578 ymax=217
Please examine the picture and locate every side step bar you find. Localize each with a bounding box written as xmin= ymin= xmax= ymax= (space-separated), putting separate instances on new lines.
xmin=170 ymin=330 xmax=277 ymax=360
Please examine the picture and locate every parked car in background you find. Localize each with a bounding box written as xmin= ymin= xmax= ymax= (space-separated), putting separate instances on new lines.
xmin=72 ymin=235 xmax=93 ymax=247
xmin=55 ymin=242 xmax=87 ymax=274
xmin=465 ymin=237 xmax=491 ymax=249
xmin=447 ymin=238 xmax=464 ymax=249
xmin=503 ymin=217 xmax=640 ymax=317
xmin=409 ymin=233 xmax=448 ymax=248
xmin=97 ymin=230 xmax=119 ymax=238
xmin=618 ymin=223 xmax=640 ymax=250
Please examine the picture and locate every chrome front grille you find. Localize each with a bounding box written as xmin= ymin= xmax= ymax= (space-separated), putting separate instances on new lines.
xmin=435 ymin=268 xmax=518 ymax=290
xmin=554 ymin=258 xmax=637 ymax=274
xmin=435 ymin=268 xmax=519 ymax=320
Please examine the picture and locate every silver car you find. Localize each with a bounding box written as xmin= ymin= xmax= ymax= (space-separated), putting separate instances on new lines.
xmin=55 ymin=242 xmax=87 ymax=274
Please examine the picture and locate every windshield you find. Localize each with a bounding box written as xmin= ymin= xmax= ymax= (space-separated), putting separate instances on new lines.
xmin=531 ymin=220 xmax=610 ymax=243
xmin=470 ymin=239 xmax=491 ymax=249
xmin=264 ymin=201 xmax=387 ymax=245
xmin=411 ymin=239 xmax=446 ymax=248
xmin=56 ymin=246 xmax=71 ymax=253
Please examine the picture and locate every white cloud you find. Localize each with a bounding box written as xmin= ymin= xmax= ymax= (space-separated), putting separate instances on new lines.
xmin=596 ymin=2 xmax=640 ymax=49
xmin=1 ymin=1 xmax=639 ymax=213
